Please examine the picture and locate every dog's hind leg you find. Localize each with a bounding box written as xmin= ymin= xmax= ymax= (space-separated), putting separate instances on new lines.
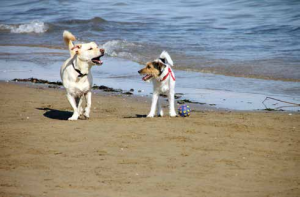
xmin=157 ymin=97 xmax=164 ymax=117
xmin=67 ymin=93 xmax=79 ymax=120
xmin=148 ymin=92 xmax=159 ymax=118
xmin=84 ymin=91 xmax=92 ymax=119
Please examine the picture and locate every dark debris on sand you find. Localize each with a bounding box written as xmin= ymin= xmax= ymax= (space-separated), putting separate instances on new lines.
xmin=177 ymin=99 xmax=207 ymax=105
xmin=92 ymin=85 xmax=134 ymax=96
xmin=92 ymin=85 xmax=122 ymax=93
xmin=13 ymin=78 xmax=62 ymax=86
xmin=11 ymin=78 xmax=133 ymax=95
xmin=160 ymin=93 xmax=184 ymax=99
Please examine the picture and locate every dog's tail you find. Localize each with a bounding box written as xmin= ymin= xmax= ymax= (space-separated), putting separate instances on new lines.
xmin=159 ymin=51 xmax=174 ymax=66
xmin=63 ymin=30 xmax=76 ymax=55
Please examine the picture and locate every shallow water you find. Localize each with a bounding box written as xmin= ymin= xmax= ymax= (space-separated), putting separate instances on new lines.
xmin=0 ymin=0 xmax=300 ymax=80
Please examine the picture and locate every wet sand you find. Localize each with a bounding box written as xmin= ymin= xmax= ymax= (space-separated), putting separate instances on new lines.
xmin=0 ymin=82 xmax=299 ymax=197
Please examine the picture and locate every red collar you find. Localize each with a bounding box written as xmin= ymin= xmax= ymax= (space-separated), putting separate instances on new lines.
xmin=160 ymin=67 xmax=175 ymax=82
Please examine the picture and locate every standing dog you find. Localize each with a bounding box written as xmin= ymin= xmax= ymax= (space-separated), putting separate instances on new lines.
xmin=61 ymin=31 xmax=105 ymax=120
xmin=138 ymin=51 xmax=177 ymax=117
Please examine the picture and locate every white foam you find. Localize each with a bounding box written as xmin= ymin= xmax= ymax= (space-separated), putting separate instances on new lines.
xmin=0 ymin=21 xmax=48 ymax=34
xmin=101 ymin=40 xmax=141 ymax=61
xmin=102 ymin=40 xmax=136 ymax=55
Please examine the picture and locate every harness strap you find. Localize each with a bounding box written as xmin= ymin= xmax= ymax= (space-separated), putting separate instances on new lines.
xmin=72 ymin=61 xmax=87 ymax=78
xmin=160 ymin=67 xmax=175 ymax=82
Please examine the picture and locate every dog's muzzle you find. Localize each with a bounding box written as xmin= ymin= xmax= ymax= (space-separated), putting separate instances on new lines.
xmin=138 ymin=70 xmax=153 ymax=81
xmin=92 ymin=49 xmax=105 ymax=65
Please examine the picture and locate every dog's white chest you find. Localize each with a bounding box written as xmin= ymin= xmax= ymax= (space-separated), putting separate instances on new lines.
xmin=62 ymin=66 xmax=92 ymax=97
xmin=153 ymin=80 xmax=170 ymax=93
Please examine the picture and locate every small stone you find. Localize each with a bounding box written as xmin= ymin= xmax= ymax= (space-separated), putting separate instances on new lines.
xmin=123 ymin=92 xmax=133 ymax=95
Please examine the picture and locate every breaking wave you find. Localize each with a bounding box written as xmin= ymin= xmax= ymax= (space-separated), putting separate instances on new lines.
xmin=0 ymin=21 xmax=48 ymax=34
xmin=101 ymin=40 xmax=143 ymax=62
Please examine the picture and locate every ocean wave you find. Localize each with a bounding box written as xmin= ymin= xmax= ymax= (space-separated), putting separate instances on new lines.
xmin=0 ymin=21 xmax=48 ymax=34
xmin=59 ymin=17 xmax=107 ymax=25
xmin=101 ymin=40 xmax=142 ymax=61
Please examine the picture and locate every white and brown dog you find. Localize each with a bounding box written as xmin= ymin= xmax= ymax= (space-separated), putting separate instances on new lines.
xmin=60 ymin=31 xmax=104 ymax=120
xmin=138 ymin=51 xmax=177 ymax=117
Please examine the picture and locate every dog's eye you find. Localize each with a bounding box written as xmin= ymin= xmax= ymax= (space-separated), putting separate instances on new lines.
xmin=88 ymin=47 xmax=93 ymax=50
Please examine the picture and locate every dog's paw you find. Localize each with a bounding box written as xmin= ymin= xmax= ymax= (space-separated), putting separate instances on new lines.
xmin=157 ymin=110 xmax=164 ymax=117
xmin=68 ymin=116 xmax=78 ymax=121
xmin=80 ymin=115 xmax=89 ymax=120
xmin=147 ymin=114 xmax=155 ymax=118
xmin=84 ymin=112 xmax=90 ymax=119
xmin=68 ymin=113 xmax=79 ymax=120
xmin=169 ymin=112 xmax=177 ymax=117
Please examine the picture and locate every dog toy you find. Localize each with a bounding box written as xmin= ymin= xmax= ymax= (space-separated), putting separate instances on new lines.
xmin=178 ymin=104 xmax=191 ymax=117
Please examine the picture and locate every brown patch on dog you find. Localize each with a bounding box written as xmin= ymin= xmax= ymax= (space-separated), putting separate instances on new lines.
xmin=138 ymin=61 xmax=166 ymax=78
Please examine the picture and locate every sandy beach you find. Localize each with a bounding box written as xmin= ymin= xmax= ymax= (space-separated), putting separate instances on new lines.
xmin=1 ymin=0 xmax=300 ymax=196
xmin=0 ymin=82 xmax=299 ymax=197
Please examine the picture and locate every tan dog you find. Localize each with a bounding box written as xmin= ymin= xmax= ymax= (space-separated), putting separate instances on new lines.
xmin=60 ymin=31 xmax=105 ymax=120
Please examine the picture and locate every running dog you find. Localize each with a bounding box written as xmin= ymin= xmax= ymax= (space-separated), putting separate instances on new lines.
xmin=138 ymin=51 xmax=177 ymax=117
xmin=60 ymin=30 xmax=104 ymax=120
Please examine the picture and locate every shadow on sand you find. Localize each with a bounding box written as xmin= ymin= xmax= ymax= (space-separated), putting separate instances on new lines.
xmin=37 ymin=108 xmax=72 ymax=120
xmin=124 ymin=114 xmax=147 ymax=119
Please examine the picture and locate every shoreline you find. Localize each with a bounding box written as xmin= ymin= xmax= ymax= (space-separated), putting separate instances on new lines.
xmin=0 ymin=45 xmax=300 ymax=112
xmin=0 ymin=81 xmax=299 ymax=197
xmin=6 ymin=79 xmax=218 ymax=113
xmin=5 ymin=78 xmax=300 ymax=113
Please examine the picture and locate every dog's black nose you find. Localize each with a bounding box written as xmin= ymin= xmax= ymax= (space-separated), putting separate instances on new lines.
xmin=138 ymin=70 xmax=141 ymax=74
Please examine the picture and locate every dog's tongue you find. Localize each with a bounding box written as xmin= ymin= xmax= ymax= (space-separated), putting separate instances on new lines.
xmin=142 ymin=75 xmax=152 ymax=81
xmin=93 ymin=59 xmax=102 ymax=64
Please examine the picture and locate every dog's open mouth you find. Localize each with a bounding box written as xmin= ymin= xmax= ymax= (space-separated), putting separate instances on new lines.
xmin=92 ymin=55 xmax=103 ymax=65
xmin=142 ymin=74 xmax=153 ymax=81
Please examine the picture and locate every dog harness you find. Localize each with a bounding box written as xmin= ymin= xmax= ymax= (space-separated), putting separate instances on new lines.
xmin=160 ymin=67 xmax=175 ymax=82
xmin=72 ymin=61 xmax=87 ymax=78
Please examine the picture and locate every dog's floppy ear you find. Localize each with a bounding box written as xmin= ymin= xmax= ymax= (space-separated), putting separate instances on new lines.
xmin=71 ymin=44 xmax=81 ymax=55
xmin=156 ymin=61 xmax=166 ymax=72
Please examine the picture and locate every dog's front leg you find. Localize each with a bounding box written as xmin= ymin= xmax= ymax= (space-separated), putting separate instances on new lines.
xmin=147 ymin=92 xmax=159 ymax=118
xmin=67 ymin=93 xmax=79 ymax=120
xmin=168 ymin=91 xmax=177 ymax=117
xmin=157 ymin=97 xmax=163 ymax=117
xmin=84 ymin=91 xmax=92 ymax=119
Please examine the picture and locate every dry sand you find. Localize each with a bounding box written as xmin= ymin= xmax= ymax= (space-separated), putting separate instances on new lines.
xmin=0 ymin=82 xmax=299 ymax=197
